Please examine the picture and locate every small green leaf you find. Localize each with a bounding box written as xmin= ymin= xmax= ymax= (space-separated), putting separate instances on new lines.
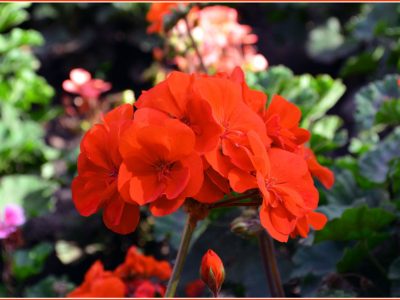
xmin=12 ymin=242 xmax=53 ymax=281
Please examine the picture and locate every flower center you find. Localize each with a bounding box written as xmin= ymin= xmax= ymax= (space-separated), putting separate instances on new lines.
xmin=154 ymin=160 xmax=175 ymax=181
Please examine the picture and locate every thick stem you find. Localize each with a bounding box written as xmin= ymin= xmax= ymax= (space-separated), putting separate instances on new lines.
xmin=165 ymin=214 xmax=197 ymax=297
xmin=257 ymin=230 xmax=285 ymax=297
xmin=183 ymin=16 xmax=207 ymax=74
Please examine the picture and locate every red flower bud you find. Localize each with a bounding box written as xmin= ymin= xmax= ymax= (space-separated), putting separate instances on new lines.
xmin=200 ymin=249 xmax=225 ymax=297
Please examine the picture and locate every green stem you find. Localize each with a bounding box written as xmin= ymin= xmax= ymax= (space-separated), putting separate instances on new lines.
xmin=257 ymin=230 xmax=285 ymax=297
xmin=210 ymin=190 xmax=259 ymax=209
xmin=165 ymin=214 xmax=197 ymax=297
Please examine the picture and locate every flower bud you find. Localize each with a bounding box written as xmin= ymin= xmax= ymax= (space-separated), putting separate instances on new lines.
xmin=200 ymin=249 xmax=225 ymax=297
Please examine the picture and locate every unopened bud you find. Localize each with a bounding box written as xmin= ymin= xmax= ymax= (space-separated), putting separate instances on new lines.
xmin=200 ymin=249 xmax=225 ymax=297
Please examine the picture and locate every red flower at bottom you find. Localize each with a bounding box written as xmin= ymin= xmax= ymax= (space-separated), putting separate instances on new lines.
xmin=68 ymin=261 xmax=125 ymax=298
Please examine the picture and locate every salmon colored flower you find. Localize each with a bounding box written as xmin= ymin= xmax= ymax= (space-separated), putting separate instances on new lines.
xmin=135 ymin=71 xmax=222 ymax=153
xmin=114 ymin=246 xmax=172 ymax=281
xmin=62 ymin=68 xmax=111 ymax=99
xmin=185 ymin=279 xmax=206 ymax=297
xmin=71 ymin=104 xmax=140 ymax=234
xmin=170 ymin=6 xmax=267 ymax=73
xmin=264 ymin=95 xmax=310 ymax=152
xmin=299 ymin=146 xmax=335 ymax=189
xmin=146 ymin=3 xmax=183 ymax=34
xmin=228 ymin=131 xmax=320 ymax=242
xmin=118 ymin=108 xmax=203 ymax=216
xmin=68 ymin=261 xmax=125 ymax=298
xmin=200 ymin=249 xmax=225 ymax=297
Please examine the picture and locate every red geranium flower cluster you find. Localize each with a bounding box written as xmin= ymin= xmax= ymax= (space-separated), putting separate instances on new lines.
xmin=68 ymin=246 xmax=172 ymax=298
xmin=71 ymin=67 xmax=333 ymax=242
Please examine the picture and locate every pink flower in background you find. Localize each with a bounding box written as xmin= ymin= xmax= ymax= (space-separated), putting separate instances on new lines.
xmin=62 ymin=68 xmax=111 ymax=99
xmin=0 ymin=204 xmax=25 ymax=239
xmin=170 ymin=6 xmax=268 ymax=73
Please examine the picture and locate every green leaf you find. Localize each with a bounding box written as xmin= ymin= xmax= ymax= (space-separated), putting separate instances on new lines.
xmin=358 ymin=127 xmax=400 ymax=183
xmin=389 ymin=256 xmax=400 ymax=280
xmin=0 ymin=175 xmax=58 ymax=218
xmin=24 ymin=276 xmax=75 ymax=297
xmin=354 ymin=74 xmax=400 ymax=132
xmin=12 ymin=242 xmax=53 ymax=281
xmin=307 ymin=17 xmax=356 ymax=63
xmin=0 ymin=3 xmax=30 ymax=32
xmin=337 ymin=233 xmax=388 ymax=272
xmin=319 ymin=168 xmax=389 ymax=219
xmin=315 ymin=206 xmax=395 ymax=243
xmin=291 ymin=242 xmax=344 ymax=278
xmin=340 ymin=47 xmax=384 ymax=78
xmin=375 ymin=99 xmax=400 ymax=126
xmin=310 ymin=116 xmax=348 ymax=154
xmin=246 ymin=65 xmax=345 ymax=129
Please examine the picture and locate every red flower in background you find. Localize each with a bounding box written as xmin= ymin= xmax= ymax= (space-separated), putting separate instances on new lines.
xmin=185 ymin=279 xmax=206 ymax=297
xmin=146 ymin=3 xmax=183 ymax=34
xmin=200 ymin=249 xmax=225 ymax=297
xmin=62 ymin=68 xmax=111 ymax=100
xmin=115 ymin=246 xmax=171 ymax=281
xmin=68 ymin=261 xmax=125 ymax=298
xmin=71 ymin=104 xmax=140 ymax=234
xmin=69 ymin=246 xmax=172 ymax=298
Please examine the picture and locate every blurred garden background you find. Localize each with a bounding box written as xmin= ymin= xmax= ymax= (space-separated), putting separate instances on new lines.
xmin=1 ymin=2 xmax=400 ymax=297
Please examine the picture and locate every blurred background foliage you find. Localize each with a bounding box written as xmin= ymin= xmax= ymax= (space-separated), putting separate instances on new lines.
xmin=0 ymin=2 xmax=400 ymax=297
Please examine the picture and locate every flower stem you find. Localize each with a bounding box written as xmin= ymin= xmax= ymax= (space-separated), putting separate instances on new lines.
xmin=210 ymin=190 xmax=259 ymax=209
xmin=183 ymin=16 xmax=207 ymax=74
xmin=165 ymin=214 xmax=197 ymax=297
xmin=257 ymin=230 xmax=285 ymax=297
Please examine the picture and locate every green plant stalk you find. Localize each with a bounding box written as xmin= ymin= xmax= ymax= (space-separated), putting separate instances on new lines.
xmin=257 ymin=230 xmax=285 ymax=297
xmin=165 ymin=214 xmax=197 ymax=297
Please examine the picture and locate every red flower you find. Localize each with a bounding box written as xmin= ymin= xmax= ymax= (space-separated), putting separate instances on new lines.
xmin=71 ymin=104 xmax=140 ymax=234
xmin=200 ymin=249 xmax=225 ymax=297
xmin=136 ymin=71 xmax=222 ymax=153
xmin=114 ymin=246 xmax=172 ymax=281
xmin=185 ymin=279 xmax=206 ymax=297
xmin=130 ymin=279 xmax=166 ymax=298
xmin=228 ymin=131 xmax=320 ymax=242
xmin=264 ymin=95 xmax=310 ymax=152
xmin=290 ymin=210 xmax=328 ymax=239
xmin=68 ymin=261 xmax=125 ymax=298
xmin=193 ymin=75 xmax=270 ymax=177
xmin=62 ymin=68 xmax=111 ymax=99
xmin=194 ymin=158 xmax=230 ymax=203
xmin=118 ymin=108 xmax=203 ymax=216
xmin=298 ymin=146 xmax=335 ymax=189
xmin=146 ymin=3 xmax=183 ymax=34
